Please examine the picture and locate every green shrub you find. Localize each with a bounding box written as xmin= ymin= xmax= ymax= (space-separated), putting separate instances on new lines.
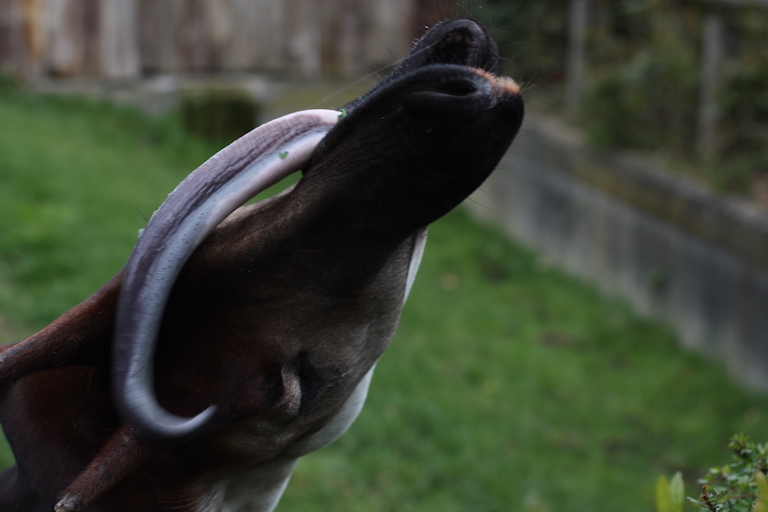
xmin=657 ymin=435 xmax=768 ymax=512
xmin=584 ymin=0 xmax=701 ymax=153
xmin=180 ymin=87 xmax=260 ymax=145
xmin=690 ymin=434 xmax=768 ymax=512
xmin=720 ymin=8 xmax=768 ymax=176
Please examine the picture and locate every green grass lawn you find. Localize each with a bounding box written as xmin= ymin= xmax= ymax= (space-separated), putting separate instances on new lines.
xmin=0 ymin=83 xmax=766 ymax=511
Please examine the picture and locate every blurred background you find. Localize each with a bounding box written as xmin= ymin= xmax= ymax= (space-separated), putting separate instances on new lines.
xmin=2 ymin=1 xmax=768 ymax=511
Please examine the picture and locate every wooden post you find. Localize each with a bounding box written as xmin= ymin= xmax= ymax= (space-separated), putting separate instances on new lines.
xmin=99 ymin=0 xmax=140 ymax=80
xmin=213 ymin=0 xmax=262 ymax=72
xmin=44 ymin=0 xmax=90 ymax=77
xmin=285 ymin=0 xmax=321 ymax=78
xmin=139 ymin=0 xmax=183 ymax=74
xmin=176 ymin=0 xmax=214 ymax=73
xmin=0 ymin=0 xmax=42 ymax=79
xmin=697 ymin=13 xmax=726 ymax=160
xmin=366 ymin=0 xmax=411 ymax=69
xmin=335 ymin=0 xmax=365 ymax=75
xmin=567 ymin=0 xmax=590 ymax=116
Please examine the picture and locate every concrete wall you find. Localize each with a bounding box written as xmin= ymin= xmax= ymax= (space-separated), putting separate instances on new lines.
xmin=469 ymin=116 xmax=768 ymax=390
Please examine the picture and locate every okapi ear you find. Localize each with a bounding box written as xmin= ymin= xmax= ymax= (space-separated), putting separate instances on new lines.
xmin=0 ymin=271 xmax=122 ymax=382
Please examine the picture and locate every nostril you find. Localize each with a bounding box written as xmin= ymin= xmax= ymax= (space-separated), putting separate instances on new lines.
xmin=437 ymin=80 xmax=477 ymax=97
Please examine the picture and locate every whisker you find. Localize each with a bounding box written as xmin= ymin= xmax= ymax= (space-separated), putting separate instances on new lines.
xmin=466 ymin=192 xmax=493 ymax=212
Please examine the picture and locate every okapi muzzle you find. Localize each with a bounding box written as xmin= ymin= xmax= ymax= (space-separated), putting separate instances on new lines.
xmin=0 ymin=18 xmax=523 ymax=512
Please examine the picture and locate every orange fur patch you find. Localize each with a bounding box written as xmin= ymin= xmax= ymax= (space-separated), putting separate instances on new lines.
xmin=473 ymin=68 xmax=521 ymax=96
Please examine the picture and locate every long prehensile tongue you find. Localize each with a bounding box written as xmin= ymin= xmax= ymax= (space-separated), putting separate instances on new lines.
xmin=113 ymin=109 xmax=340 ymax=445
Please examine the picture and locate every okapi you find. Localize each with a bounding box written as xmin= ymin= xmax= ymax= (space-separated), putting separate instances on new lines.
xmin=0 ymin=18 xmax=523 ymax=512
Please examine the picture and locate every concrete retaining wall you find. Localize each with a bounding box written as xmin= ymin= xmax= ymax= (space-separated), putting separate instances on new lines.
xmin=468 ymin=116 xmax=768 ymax=390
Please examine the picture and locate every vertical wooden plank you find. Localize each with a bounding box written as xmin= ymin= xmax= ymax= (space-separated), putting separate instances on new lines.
xmin=208 ymin=0 xmax=232 ymax=71
xmin=259 ymin=0 xmax=285 ymax=72
xmin=317 ymin=0 xmax=339 ymax=73
xmin=0 ymin=0 xmax=22 ymax=76
xmin=216 ymin=0 xmax=260 ymax=71
xmin=99 ymin=0 xmax=140 ymax=80
xmin=367 ymin=0 xmax=411 ymax=70
xmin=0 ymin=0 xmax=43 ymax=79
xmin=335 ymin=0 xmax=365 ymax=75
xmin=139 ymin=0 xmax=181 ymax=74
xmin=698 ymin=13 xmax=726 ymax=160
xmin=22 ymin=0 xmax=45 ymax=75
xmin=0 ymin=0 xmax=11 ymax=73
xmin=567 ymin=0 xmax=590 ymax=115
xmin=177 ymin=0 xmax=213 ymax=72
xmin=324 ymin=0 xmax=412 ymax=77
xmin=80 ymin=0 xmax=100 ymax=76
xmin=283 ymin=0 xmax=321 ymax=77
xmin=43 ymin=0 xmax=87 ymax=76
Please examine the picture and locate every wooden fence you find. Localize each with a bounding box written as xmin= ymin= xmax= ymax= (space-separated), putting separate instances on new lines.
xmin=0 ymin=0 xmax=455 ymax=81
xmin=566 ymin=0 xmax=768 ymax=160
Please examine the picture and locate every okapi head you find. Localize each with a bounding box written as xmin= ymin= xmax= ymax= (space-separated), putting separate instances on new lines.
xmin=0 ymin=18 xmax=523 ymax=512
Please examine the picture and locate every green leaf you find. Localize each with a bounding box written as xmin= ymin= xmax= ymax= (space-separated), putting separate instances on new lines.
xmin=670 ymin=472 xmax=684 ymax=512
xmin=656 ymin=475 xmax=671 ymax=512
xmin=656 ymin=473 xmax=684 ymax=512
xmin=754 ymin=471 xmax=768 ymax=512
xmin=278 ymin=151 xmax=288 ymax=160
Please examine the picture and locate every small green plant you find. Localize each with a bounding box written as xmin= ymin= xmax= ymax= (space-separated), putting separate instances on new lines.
xmin=690 ymin=434 xmax=768 ymax=511
xmin=753 ymin=472 xmax=768 ymax=512
xmin=657 ymin=472 xmax=685 ymax=512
